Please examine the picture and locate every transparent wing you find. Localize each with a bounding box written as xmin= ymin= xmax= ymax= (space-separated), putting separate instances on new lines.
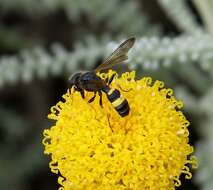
xmin=95 ymin=37 xmax=135 ymax=72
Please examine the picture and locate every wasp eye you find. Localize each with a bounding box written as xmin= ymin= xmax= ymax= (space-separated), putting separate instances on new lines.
xmin=82 ymin=78 xmax=89 ymax=82
xmin=68 ymin=73 xmax=81 ymax=84
xmin=82 ymin=74 xmax=92 ymax=82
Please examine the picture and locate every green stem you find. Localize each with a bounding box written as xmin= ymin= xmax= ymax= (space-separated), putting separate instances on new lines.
xmin=193 ymin=0 xmax=213 ymax=36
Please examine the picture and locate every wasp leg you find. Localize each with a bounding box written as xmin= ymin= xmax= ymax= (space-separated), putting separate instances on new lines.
xmin=88 ymin=92 xmax=97 ymax=103
xmin=105 ymin=77 xmax=109 ymax=84
xmin=80 ymin=90 xmax=85 ymax=99
xmin=98 ymin=91 xmax=103 ymax=107
xmin=108 ymin=73 xmax=116 ymax=85
xmin=107 ymin=114 xmax=113 ymax=132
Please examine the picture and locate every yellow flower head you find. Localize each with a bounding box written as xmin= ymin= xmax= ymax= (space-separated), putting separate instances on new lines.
xmin=43 ymin=70 xmax=197 ymax=190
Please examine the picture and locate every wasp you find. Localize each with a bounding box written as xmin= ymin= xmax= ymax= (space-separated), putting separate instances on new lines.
xmin=68 ymin=37 xmax=135 ymax=117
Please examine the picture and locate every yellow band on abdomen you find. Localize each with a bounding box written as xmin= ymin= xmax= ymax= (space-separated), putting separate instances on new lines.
xmin=107 ymin=88 xmax=115 ymax=96
xmin=112 ymin=96 xmax=125 ymax=107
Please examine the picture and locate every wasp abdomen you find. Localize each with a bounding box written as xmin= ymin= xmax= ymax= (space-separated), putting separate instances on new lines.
xmin=107 ymin=88 xmax=129 ymax=117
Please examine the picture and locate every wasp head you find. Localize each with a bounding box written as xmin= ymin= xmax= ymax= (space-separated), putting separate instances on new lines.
xmin=68 ymin=72 xmax=82 ymax=89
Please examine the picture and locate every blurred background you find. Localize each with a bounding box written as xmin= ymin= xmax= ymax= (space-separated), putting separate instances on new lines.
xmin=0 ymin=0 xmax=213 ymax=189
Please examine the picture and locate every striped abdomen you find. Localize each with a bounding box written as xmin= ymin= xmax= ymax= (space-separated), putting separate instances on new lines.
xmin=106 ymin=88 xmax=129 ymax=117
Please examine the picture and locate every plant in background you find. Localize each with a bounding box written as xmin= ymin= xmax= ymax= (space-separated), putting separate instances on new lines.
xmin=43 ymin=71 xmax=197 ymax=190
xmin=1 ymin=0 xmax=213 ymax=190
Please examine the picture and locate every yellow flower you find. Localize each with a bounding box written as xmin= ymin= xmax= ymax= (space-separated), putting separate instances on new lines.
xmin=43 ymin=70 xmax=197 ymax=190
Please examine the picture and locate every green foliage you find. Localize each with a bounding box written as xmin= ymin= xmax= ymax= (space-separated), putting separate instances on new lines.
xmin=0 ymin=40 xmax=106 ymax=87
xmin=1 ymin=35 xmax=212 ymax=92
xmin=0 ymin=0 xmax=159 ymax=36
xmin=158 ymin=0 xmax=203 ymax=34
xmin=0 ymin=107 xmax=47 ymax=189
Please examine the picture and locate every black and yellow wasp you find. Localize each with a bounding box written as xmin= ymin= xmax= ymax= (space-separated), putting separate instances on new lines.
xmin=68 ymin=37 xmax=135 ymax=117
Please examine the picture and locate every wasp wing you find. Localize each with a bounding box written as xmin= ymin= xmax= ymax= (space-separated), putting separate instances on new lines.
xmin=95 ymin=37 xmax=135 ymax=72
